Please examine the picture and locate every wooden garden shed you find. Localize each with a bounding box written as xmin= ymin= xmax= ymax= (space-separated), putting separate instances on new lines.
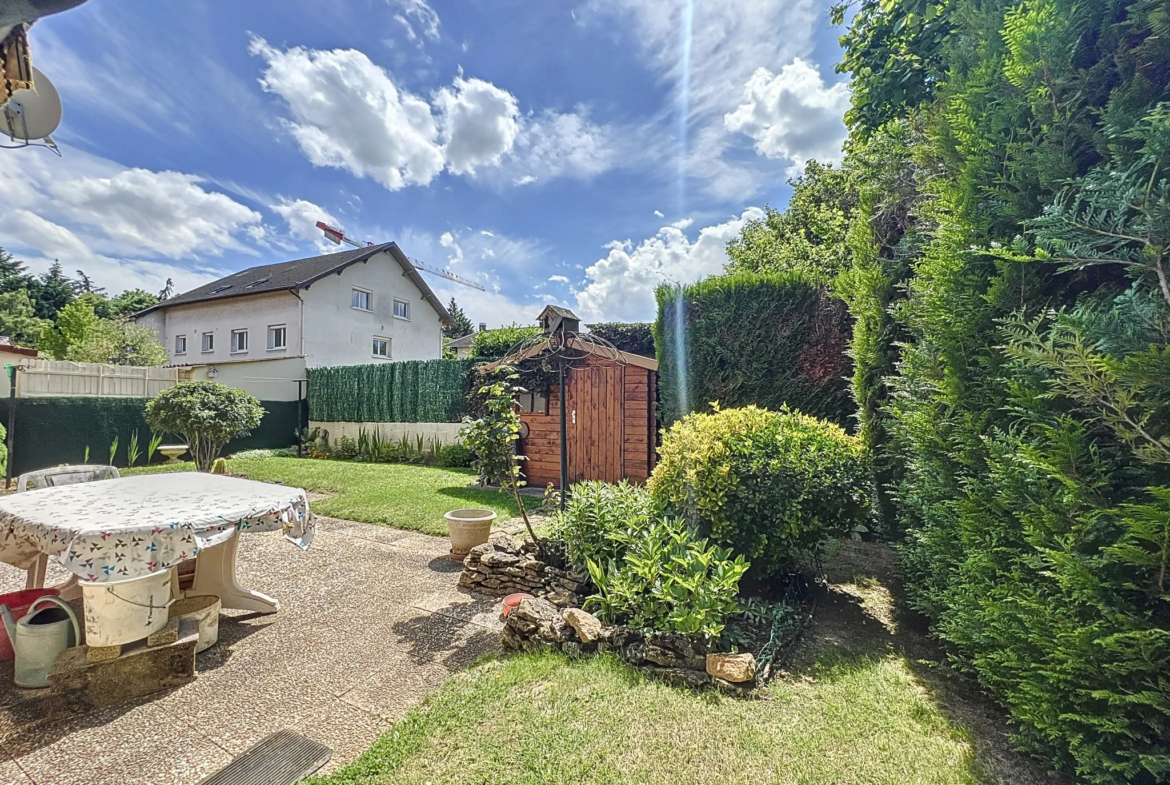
xmin=490 ymin=307 xmax=658 ymax=489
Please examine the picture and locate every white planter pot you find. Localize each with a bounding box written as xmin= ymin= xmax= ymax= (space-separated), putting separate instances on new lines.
xmin=445 ymin=508 xmax=497 ymax=560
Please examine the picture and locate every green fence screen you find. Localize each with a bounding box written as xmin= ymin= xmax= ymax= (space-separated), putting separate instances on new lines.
xmin=0 ymin=397 xmax=303 ymax=477
xmin=307 ymin=359 xmax=476 ymax=423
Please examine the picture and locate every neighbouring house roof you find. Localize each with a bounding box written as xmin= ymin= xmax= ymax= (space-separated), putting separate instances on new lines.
xmin=446 ymin=332 xmax=479 ymax=349
xmin=136 ymin=243 xmax=452 ymax=324
xmin=0 ymin=337 xmax=37 ymax=357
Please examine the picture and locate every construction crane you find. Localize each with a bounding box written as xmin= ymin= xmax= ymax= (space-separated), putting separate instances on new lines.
xmin=316 ymin=221 xmax=486 ymax=291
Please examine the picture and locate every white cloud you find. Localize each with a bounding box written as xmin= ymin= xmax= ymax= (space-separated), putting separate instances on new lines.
xmin=575 ymin=207 xmax=765 ymax=322
xmin=392 ymin=0 xmax=441 ymax=43
xmin=654 ymin=210 xmax=664 ymax=218
xmin=549 ymin=275 xmax=570 ymax=284
xmin=724 ymin=60 xmax=850 ymax=172
xmin=250 ymin=37 xmax=445 ymax=191
xmin=434 ymin=76 xmax=521 ymax=175
xmin=250 ymin=38 xmax=620 ymax=190
xmin=272 ymin=198 xmax=340 ymax=251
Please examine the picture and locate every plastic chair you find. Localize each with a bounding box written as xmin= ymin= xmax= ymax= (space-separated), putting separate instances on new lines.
xmin=15 ymin=465 xmax=119 ymax=595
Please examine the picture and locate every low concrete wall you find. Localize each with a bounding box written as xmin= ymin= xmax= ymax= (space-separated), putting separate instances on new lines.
xmin=310 ymin=421 xmax=463 ymax=447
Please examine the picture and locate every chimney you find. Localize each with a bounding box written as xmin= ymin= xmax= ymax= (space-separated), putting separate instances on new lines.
xmin=479 ymin=323 xmax=487 ymax=332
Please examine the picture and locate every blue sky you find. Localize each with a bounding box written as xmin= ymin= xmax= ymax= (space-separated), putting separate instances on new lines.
xmin=1 ymin=0 xmax=851 ymax=327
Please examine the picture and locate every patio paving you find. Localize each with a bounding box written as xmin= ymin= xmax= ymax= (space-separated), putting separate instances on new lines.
xmin=0 ymin=516 xmax=507 ymax=785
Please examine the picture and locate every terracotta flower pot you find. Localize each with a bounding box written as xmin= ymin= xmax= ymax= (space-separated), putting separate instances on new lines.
xmin=445 ymin=508 xmax=497 ymax=561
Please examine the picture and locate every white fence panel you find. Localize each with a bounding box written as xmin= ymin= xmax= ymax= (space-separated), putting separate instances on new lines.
xmin=15 ymin=359 xmax=190 ymax=398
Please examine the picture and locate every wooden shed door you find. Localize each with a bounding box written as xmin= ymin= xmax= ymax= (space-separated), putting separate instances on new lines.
xmin=566 ymin=365 xmax=625 ymax=483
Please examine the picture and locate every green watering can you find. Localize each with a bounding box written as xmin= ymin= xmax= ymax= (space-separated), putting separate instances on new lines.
xmin=0 ymin=596 xmax=80 ymax=688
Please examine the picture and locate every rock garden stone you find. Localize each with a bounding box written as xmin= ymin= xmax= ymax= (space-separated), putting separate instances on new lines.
xmin=706 ymin=653 xmax=756 ymax=683
xmin=562 ymin=608 xmax=603 ymax=644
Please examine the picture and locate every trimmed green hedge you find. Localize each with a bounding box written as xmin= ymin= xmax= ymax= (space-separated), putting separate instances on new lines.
xmin=0 ymin=396 xmax=300 ymax=477
xmin=308 ymin=359 xmax=476 ymax=423
xmin=653 ymin=272 xmax=854 ymax=427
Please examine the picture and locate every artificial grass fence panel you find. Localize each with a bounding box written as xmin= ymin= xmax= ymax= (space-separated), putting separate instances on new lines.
xmin=0 ymin=397 xmax=301 ymax=477
xmin=307 ymin=359 xmax=477 ymax=423
xmin=653 ymin=271 xmax=854 ymax=427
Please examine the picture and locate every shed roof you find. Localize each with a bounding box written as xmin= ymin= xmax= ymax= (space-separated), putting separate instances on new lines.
xmin=485 ymin=335 xmax=658 ymax=372
xmin=136 ymin=243 xmax=451 ymax=324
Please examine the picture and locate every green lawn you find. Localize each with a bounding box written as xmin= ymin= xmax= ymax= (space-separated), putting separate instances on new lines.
xmin=307 ymin=651 xmax=983 ymax=785
xmin=126 ymin=457 xmax=520 ymax=536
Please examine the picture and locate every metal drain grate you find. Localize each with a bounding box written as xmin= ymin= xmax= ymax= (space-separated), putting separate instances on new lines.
xmin=198 ymin=730 xmax=332 ymax=785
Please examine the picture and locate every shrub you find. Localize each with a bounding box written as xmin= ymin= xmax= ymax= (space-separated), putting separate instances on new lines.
xmin=654 ymin=271 xmax=854 ymax=427
xmin=144 ymin=382 xmax=264 ymax=472
xmin=585 ymin=516 xmax=749 ymax=641
xmin=556 ymin=480 xmax=658 ymax=575
xmin=437 ymin=442 xmax=472 ymax=468
xmin=469 ymin=324 xmax=542 ymax=359
xmin=585 ymin=322 xmax=655 ymax=358
xmin=649 ymin=405 xmax=870 ymax=576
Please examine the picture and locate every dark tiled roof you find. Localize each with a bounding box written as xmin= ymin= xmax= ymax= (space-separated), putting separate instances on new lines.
xmin=446 ymin=332 xmax=480 ymax=349
xmin=137 ymin=243 xmax=451 ymax=323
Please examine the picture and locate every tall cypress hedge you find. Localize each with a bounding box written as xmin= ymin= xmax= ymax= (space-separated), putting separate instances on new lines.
xmin=307 ymin=359 xmax=476 ymax=423
xmin=653 ymin=272 xmax=853 ymax=427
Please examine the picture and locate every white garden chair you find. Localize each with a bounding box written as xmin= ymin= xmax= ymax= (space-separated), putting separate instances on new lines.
xmin=15 ymin=465 xmax=119 ymax=593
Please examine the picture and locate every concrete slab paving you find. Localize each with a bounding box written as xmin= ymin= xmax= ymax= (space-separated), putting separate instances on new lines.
xmin=0 ymin=515 xmax=506 ymax=784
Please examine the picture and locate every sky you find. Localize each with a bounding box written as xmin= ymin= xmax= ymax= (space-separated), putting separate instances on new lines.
xmin=0 ymin=0 xmax=852 ymax=328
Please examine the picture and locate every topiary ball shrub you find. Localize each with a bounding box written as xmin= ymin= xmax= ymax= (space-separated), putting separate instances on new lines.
xmin=145 ymin=381 xmax=264 ymax=472
xmin=648 ymin=404 xmax=870 ymax=576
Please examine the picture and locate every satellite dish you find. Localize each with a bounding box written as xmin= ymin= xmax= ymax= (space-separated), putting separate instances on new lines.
xmin=2 ymin=67 xmax=62 ymax=142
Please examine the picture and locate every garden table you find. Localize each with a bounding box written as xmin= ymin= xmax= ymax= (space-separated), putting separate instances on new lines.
xmin=0 ymin=473 xmax=314 ymax=617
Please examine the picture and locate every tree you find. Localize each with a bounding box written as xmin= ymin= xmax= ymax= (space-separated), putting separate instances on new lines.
xmin=145 ymin=382 xmax=264 ymax=471
xmin=39 ymin=295 xmax=167 ymax=365
xmin=94 ymin=289 xmax=160 ymax=319
xmin=0 ymin=290 xmax=49 ymax=347
xmin=443 ymin=297 xmax=473 ymax=339
xmin=469 ymin=324 xmax=541 ymax=359
xmin=29 ymin=262 xmax=79 ymax=321
xmin=460 ymin=365 xmax=540 ymax=549
xmin=725 ymin=160 xmax=859 ymax=280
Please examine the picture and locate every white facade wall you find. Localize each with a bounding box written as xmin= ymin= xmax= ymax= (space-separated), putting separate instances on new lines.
xmin=185 ymin=356 xmax=307 ymax=402
xmin=300 ymin=251 xmax=444 ymax=367
xmin=150 ymin=291 xmax=303 ymax=368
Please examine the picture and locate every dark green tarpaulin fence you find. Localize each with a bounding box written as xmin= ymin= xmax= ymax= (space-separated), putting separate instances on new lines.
xmin=0 ymin=397 xmax=302 ymax=477
xmin=307 ymin=359 xmax=475 ymax=423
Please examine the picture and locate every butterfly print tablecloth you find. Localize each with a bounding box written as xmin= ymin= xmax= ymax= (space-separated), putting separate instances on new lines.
xmin=0 ymin=473 xmax=314 ymax=583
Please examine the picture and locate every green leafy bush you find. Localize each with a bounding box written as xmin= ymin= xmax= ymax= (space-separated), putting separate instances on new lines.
xmin=437 ymin=442 xmax=472 ymax=468
xmin=556 ymin=480 xmax=658 ymax=575
xmin=585 ymin=516 xmax=748 ymax=641
xmin=469 ymin=324 xmax=541 ymax=360
xmin=649 ymin=405 xmax=870 ymax=576
xmin=144 ymin=382 xmax=264 ymax=472
xmin=654 ymin=272 xmax=853 ymax=427
xmin=584 ymin=322 xmax=655 ymax=358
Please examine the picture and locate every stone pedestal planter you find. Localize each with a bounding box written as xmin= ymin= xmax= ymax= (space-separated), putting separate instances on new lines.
xmin=445 ymin=508 xmax=497 ymax=560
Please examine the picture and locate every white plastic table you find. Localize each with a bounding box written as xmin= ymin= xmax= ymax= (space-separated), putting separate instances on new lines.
xmin=0 ymin=473 xmax=314 ymax=615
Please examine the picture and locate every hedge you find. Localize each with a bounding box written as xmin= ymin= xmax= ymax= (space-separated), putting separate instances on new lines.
xmin=585 ymin=322 xmax=655 ymax=358
xmin=653 ymin=272 xmax=854 ymax=427
xmin=307 ymin=359 xmax=476 ymax=423
xmin=0 ymin=396 xmax=301 ymax=477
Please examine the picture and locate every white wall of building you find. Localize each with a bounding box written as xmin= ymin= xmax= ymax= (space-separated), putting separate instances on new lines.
xmin=300 ymin=251 xmax=444 ymax=367
xmin=186 ymin=356 xmax=307 ymax=402
xmin=148 ymin=291 xmax=303 ymax=368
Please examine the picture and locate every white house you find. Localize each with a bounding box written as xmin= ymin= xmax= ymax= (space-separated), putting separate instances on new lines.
xmin=135 ymin=243 xmax=451 ymax=401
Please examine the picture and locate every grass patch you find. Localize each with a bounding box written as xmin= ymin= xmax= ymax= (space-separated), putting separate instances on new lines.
xmin=307 ymin=651 xmax=985 ymax=785
xmin=126 ymin=457 xmax=520 ymax=536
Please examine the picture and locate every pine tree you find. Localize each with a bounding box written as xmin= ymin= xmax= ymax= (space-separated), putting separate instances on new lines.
xmin=443 ymin=297 xmax=473 ymax=339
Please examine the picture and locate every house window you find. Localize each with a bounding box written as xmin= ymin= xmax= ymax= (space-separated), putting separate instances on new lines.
xmin=175 ymin=335 xmax=187 ymax=355
xmin=201 ymin=332 xmax=214 ymax=353
xmin=393 ymin=298 xmax=410 ymax=320
xmin=231 ymin=329 xmax=248 ymax=354
xmin=351 ymin=288 xmax=372 ymax=311
xmin=372 ymin=336 xmax=390 ymax=358
xmin=517 ymin=391 xmax=548 ymax=414
xmin=268 ymin=325 xmax=287 ymax=351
